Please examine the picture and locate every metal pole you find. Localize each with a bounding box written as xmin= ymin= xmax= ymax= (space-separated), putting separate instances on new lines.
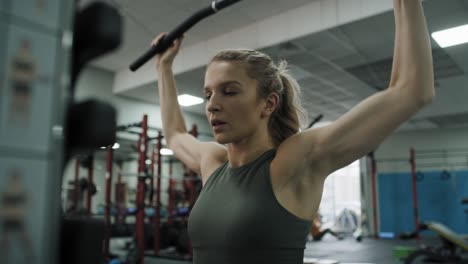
xmin=415 ymin=147 xmax=468 ymax=154
xmin=104 ymin=147 xmax=113 ymax=261
xmin=86 ymin=156 xmax=94 ymax=215
xmin=167 ymin=158 xmax=175 ymax=226
xmin=73 ymin=158 xmax=80 ymax=214
xmin=115 ymin=160 xmax=123 ymax=224
xmin=409 ymin=148 xmax=420 ymax=240
xmin=369 ymin=152 xmax=379 ymax=239
xmin=136 ymin=114 xmax=148 ymax=264
xmin=149 ymin=145 xmax=155 ymax=206
xmin=154 ymin=131 xmax=162 ymax=255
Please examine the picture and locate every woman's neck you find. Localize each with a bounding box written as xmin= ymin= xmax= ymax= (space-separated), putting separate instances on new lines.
xmin=226 ymin=134 xmax=275 ymax=168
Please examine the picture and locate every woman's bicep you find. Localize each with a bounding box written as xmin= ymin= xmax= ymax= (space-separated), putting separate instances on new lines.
xmin=169 ymin=133 xmax=226 ymax=176
xmin=315 ymin=88 xmax=427 ymax=173
xmin=168 ymin=133 xmax=206 ymax=173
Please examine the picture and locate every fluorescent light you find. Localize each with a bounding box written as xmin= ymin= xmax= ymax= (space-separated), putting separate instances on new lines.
xmin=160 ymin=148 xmax=174 ymax=156
xmin=101 ymin=143 xmax=120 ymax=149
xmin=178 ymin=94 xmax=204 ymax=107
xmin=145 ymin=159 xmax=152 ymax=165
xmin=432 ymin=24 xmax=468 ymax=48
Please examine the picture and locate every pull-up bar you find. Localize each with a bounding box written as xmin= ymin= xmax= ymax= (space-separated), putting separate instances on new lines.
xmin=415 ymin=148 xmax=468 ymax=155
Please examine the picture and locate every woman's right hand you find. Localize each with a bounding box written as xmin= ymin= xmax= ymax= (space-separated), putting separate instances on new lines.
xmin=151 ymin=33 xmax=183 ymax=70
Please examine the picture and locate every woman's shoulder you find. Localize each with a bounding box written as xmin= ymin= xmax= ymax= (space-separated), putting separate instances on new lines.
xmin=271 ymin=130 xmax=327 ymax=184
xmin=199 ymin=142 xmax=228 ymax=185
xmin=273 ymin=130 xmax=321 ymax=166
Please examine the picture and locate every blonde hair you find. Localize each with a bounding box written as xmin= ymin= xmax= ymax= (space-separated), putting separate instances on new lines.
xmin=209 ymin=49 xmax=308 ymax=146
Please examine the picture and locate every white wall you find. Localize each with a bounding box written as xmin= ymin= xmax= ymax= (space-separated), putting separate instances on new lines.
xmin=376 ymin=127 xmax=468 ymax=173
xmin=320 ymin=160 xmax=361 ymax=228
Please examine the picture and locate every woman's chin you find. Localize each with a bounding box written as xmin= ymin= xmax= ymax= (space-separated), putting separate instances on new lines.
xmin=214 ymin=134 xmax=229 ymax=145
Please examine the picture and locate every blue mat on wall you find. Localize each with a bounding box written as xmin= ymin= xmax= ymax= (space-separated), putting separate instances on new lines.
xmin=378 ymin=170 xmax=468 ymax=235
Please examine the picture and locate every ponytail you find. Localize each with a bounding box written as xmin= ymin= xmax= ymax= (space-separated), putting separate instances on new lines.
xmin=269 ymin=60 xmax=308 ymax=146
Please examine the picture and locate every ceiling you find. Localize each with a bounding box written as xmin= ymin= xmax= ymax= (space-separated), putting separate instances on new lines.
xmin=93 ymin=0 xmax=468 ymax=132
xmin=91 ymin=0 xmax=314 ymax=71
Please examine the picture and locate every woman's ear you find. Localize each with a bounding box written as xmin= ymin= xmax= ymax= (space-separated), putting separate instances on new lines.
xmin=261 ymin=92 xmax=280 ymax=118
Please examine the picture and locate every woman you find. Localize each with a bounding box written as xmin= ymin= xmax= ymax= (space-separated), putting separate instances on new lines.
xmin=153 ymin=1 xmax=434 ymax=263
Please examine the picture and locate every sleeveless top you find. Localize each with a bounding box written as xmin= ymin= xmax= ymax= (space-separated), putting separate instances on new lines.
xmin=188 ymin=149 xmax=312 ymax=264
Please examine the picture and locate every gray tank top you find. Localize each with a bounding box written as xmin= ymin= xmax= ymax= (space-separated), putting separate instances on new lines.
xmin=188 ymin=149 xmax=312 ymax=264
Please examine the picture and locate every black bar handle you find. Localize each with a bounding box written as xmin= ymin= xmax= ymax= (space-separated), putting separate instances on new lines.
xmin=129 ymin=0 xmax=242 ymax=72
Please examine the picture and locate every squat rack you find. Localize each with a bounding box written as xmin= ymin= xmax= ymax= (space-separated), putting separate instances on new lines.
xmin=104 ymin=114 xmax=201 ymax=263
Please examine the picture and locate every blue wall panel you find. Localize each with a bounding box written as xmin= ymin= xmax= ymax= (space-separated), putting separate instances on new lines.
xmin=378 ymin=170 xmax=468 ymax=235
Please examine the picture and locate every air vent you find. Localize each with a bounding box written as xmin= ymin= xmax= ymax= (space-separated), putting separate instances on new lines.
xmin=427 ymin=112 xmax=468 ymax=128
xmin=345 ymin=48 xmax=464 ymax=91
xmin=277 ymin=41 xmax=303 ymax=57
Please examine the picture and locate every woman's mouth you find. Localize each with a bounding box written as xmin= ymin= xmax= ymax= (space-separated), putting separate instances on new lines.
xmin=211 ymin=120 xmax=227 ymax=132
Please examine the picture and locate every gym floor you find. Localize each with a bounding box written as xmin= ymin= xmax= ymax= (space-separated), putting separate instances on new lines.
xmin=111 ymin=235 xmax=457 ymax=264
xmin=304 ymin=236 xmax=431 ymax=264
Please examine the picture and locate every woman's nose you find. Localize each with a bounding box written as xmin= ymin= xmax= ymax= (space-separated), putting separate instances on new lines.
xmin=206 ymin=95 xmax=221 ymax=113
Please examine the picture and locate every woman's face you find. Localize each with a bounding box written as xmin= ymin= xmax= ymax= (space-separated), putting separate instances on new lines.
xmin=204 ymin=61 xmax=266 ymax=144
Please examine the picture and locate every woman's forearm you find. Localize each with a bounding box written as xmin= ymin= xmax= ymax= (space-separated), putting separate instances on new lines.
xmin=389 ymin=0 xmax=435 ymax=103
xmin=157 ymin=65 xmax=188 ymax=146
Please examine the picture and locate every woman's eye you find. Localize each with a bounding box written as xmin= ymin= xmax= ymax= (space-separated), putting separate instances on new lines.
xmin=205 ymin=94 xmax=211 ymax=100
xmin=225 ymin=91 xmax=236 ymax=96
